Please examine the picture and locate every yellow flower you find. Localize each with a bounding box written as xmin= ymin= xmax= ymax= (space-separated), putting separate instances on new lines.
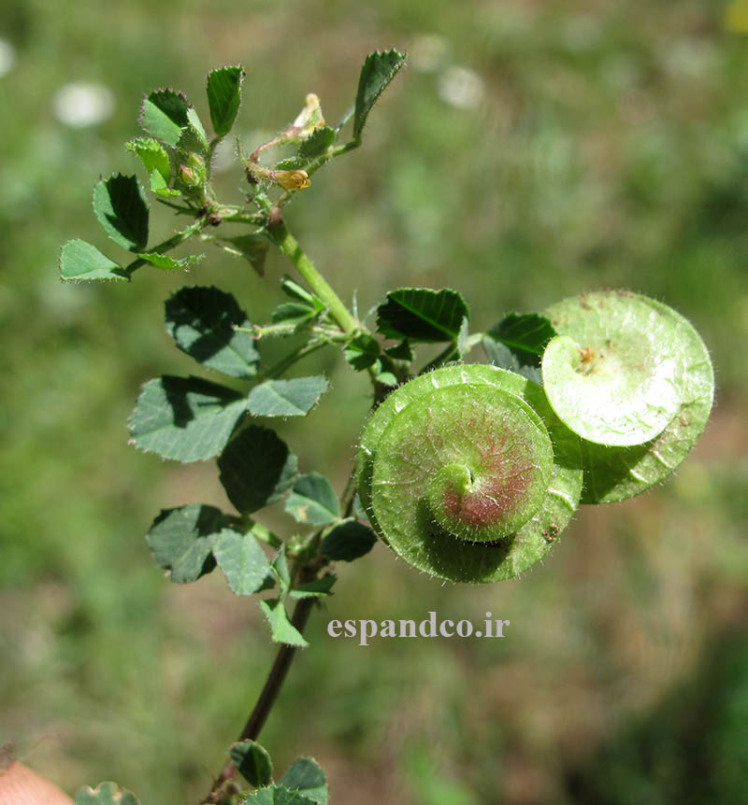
xmin=271 ymin=169 xmax=311 ymax=191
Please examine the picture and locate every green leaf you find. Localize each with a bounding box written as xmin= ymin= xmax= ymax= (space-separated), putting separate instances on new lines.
xmin=207 ymin=66 xmax=244 ymax=137
xmin=218 ymin=234 xmax=269 ymax=276
xmin=165 ymin=286 xmax=260 ymax=379
xmin=271 ymin=302 xmax=319 ymax=326
xmin=244 ymin=786 xmax=317 ymax=805
xmin=484 ymin=312 xmax=556 ymax=381
xmin=185 ymin=107 xmax=209 ymax=152
xmin=488 ymin=312 xmax=556 ymax=357
xmin=213 ymin=529 xmax=271 ymax=595
xmin=321 ymin=521 xmax=377 ymax=562
xmin=344 ymin=333 xmax=380 ymax=371
xmin=288 ymin=575 xmax=337 ymax=599
xmin=274 ymin=156 xmax=307 ymax=170
xmin=59 ymin=239 xmax=127 ymax=282
xmin=298 ymin=126 xmax=336 ymax=159
xmin=146 ymin=504 xmax=234 ymax=583
xmin=272 ymin=279 xmax=325 ymax=323
xmin=376 ymin=288 xmax=469 ymax=342
xmin=374 ymin=366 xmax=398 ymax=387
xmin=230 ymin=740 xmax=274 ymax=788
xmin=75 ymin=782 xmax=140 ymax=805
xmin=280 ymin=758 xmax=328 ymax=805
xmin=280 ymin=278 xmax=324 ymax=309
xmin=137 ymin=252 xmax=203 ymax=270
xmin=92 ymin=174 xmax=149 ymax=252
xmin=259 ymin=599 xmax=308 ymax=647
xmin=126 ymin=137 xmax=171 ymax=184
xmin=128 ymin=375 xmax=246 ymax=462
xmin=218 ymin=425 xmax=298 ymax=514
xmin=285 ymin=473 xmax=341 ymax=526
xmin=353 ymin=49 xmax=406 ymax=140
xmin=248 ymin=377 xmax=329 ymax=417
xmin=272 ymin=546 xmax=290 ymax=596
xmin=150 ymin=171 xmax=180 ymax=197
xmin=384 ymin=339 xmax=413 ymax=361
xmin=140 ymin=89 xmax=190 ymax=146
xmin=482 ymin=337 xmax=542 ymax=385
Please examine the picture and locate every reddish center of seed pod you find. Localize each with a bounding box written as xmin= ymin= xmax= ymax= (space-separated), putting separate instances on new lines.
xmin=428 ymin=429 xmax=539 ymax=542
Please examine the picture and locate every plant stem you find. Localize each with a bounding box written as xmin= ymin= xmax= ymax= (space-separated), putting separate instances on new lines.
xmin=201 ymin=595 xmax=316 ymax=804
xmin=268 ymin=218 xmax=359 ymax=336
xmin=124 ymin=218 xmax=209 ymax=277
xmin=262 ymin=337 xmax=329 ymax=380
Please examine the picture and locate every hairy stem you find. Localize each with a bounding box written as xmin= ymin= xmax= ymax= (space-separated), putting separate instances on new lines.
xmin=268 ymin=218 xmax=359 ymax=336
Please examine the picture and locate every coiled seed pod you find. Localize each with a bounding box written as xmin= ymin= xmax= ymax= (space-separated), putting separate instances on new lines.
xmin=356 ymin=365 xmax=583 ymax=583
xmin=541 ymin=291 xmax=714 ymax=503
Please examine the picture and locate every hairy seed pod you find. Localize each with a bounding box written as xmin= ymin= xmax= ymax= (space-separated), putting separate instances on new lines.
xmin=356 ymin=365 xmax=583 ymax=583
xmin=542 ymin=291 xmax=714 ymax=503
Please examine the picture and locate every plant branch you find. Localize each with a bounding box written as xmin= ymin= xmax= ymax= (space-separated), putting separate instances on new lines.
xmin=261 ymin=337 xmax=330 ymax=380
xmin=124 ymin=218 xmax=209 ymax=277
xmin=267 ymin=218 xmax=359 ymax=336
xmin=201 ymin=595 xmax=316 ymax=804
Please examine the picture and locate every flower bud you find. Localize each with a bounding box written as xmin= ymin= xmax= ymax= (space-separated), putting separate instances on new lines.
xmin=271 ymin=169 xmax=311 ymax=191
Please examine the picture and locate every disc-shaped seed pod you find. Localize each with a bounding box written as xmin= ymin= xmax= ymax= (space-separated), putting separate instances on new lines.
xmin=356 ymin=365 xmax=583 ymax=583
xmin=542 ymin=291 xmax=714 ymax=503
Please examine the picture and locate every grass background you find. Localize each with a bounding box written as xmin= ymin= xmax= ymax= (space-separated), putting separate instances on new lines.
xmin=1 ymin=0 xmax=748 ymax=802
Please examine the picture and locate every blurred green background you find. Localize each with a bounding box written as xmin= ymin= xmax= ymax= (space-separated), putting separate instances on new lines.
xmin=2 ymin=0 xmax=748 ymax=802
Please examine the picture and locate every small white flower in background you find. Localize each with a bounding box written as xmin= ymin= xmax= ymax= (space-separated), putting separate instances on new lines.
xmin=438 ymin=65 xmax=485 ymax=110
xmin=0 ymin=38 xmax=16 ymax=77
xmin=52 ymin=81 xmax=115 ymax=128
xmin=409 ymin=34 xmax=450 ymax=73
